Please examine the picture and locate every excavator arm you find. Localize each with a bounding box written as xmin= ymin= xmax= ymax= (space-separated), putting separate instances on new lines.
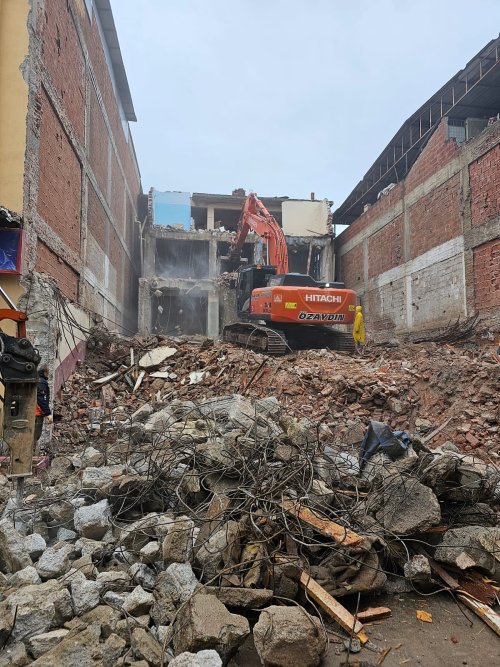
xmin=229 ymin=193 xmax=289 ymax=274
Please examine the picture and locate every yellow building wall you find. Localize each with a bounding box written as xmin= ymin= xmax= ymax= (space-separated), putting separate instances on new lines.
xmin=0 ymin=0 xmax=30 ymax=215
xmin=0 ymin=0 xmax=30 ymax=326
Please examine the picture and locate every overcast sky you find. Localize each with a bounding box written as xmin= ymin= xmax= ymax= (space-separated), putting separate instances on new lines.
xmin=111 ymin=1 xmax=500 ymax=208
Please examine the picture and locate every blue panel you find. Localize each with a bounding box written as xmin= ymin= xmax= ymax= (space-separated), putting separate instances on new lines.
xmin=152 ymin=190 xmax=191 ymax=229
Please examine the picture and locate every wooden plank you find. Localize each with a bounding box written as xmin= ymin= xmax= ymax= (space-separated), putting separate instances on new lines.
xmin=422 ymin=417 xmax=452 ymax=444
xmin=299 ymin=571 xmax=369 ymax=643
xmin=457 ymin=593 xmax=500 ymax=637
xmin=281 ymin=499 xmax=363 ymax=547
xmin=357 ymin=606 xmax=392 ymax=622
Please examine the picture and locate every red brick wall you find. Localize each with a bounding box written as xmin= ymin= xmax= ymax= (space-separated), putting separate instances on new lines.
xmin=408 ymin=174 xmax=461 ymax=258
xmin=474 ymin=239 xmax=500 ymax=311
xmin=405 ymin=122 xmax=460 ymax=192
xmin=89 ymin=87 xmax=109 ymax=197
xmin=340 ymin=244 xmax=364 ymax=288
xmin=368 ymin=215 xmax=404 ymax=278
xmin=87 ymin=184 xmax=107 ymax=252
xmin=37 ymin=90 xmax=82 ymax=254
xmin=41 ymin=0 xmax=85 ymax=144
xmin=469 ymin=144 xmax=500 ymax=226
xmin=36 ymin=241 xmax=78 ymax=300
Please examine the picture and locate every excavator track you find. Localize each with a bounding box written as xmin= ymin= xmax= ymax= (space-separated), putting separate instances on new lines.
xmin=223 ymin=322 xmax=288 ymax=354
xmin=223 ymin=322 xmax=355 ymax=354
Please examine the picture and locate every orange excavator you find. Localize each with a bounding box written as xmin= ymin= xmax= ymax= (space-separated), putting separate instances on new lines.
xmin=222 ymin=193 xmax=357 ymax=354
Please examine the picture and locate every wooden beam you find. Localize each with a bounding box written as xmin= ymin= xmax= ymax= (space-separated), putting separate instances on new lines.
xmin=357 ymin=607 xmax=392 ymax=622
xmin=281 ymin=499 xmax=363 ymax=547
xmin=299 ymin=572 xmax=369 ymax=643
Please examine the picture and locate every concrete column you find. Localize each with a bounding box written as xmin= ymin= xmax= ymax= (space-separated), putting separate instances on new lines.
xmin=208 ymin=239 xmax=217 ymax=279
xmin=207 ymin=205 xmax=215 ymax=230
xmin=320 ymin=240 xmax=334 ymax=281
xmin=138 ymin=279 xmax=152 ymax=335
xmin=207 ymin=290 xmax=220 ymax=339
xmin=143 ymin=235 xmax=156 ymax=278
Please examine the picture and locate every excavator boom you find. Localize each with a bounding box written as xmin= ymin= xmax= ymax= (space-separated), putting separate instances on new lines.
xmin=229 ymin=193 xmax=288 ymax=273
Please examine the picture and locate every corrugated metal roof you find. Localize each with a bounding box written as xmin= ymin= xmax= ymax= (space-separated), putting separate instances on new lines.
xmin=334 ymin=35 xmax=500 ymax=225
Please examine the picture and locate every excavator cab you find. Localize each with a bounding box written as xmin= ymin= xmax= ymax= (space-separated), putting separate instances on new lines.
xmin=236 ymin=265 xmax=276 ymax=314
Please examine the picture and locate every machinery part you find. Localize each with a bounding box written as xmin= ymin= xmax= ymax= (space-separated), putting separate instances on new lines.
xmin=0 ymin=327 xmax=40 ymax=489
xmin=223 ymin=322 xmax=288 ymax=355
xmin=223 ymin=322 xmax=355 ymax=354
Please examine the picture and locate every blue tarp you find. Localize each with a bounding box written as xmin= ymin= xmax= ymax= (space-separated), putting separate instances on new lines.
xmin=152 ymin=190 xmax=191 ymax=229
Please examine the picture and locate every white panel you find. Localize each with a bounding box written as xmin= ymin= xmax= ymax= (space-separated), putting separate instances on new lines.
xmin=282 ymin=200 xmax=329 ymax=236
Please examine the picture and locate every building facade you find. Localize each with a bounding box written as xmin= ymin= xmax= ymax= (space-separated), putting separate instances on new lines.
xmin=138 ymin=189 xmax=336 ymax=338
xmin=335 ymin=37 xmax=500 ymax=340
xmin=0 ymin=0 xmax=141 ymax=387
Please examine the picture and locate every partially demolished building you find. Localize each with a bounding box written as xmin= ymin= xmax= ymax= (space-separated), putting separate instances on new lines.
xmin=138 ymin=190 xmax=336 ymax=338
xmin=335 ymin=36 xmax=500 ymax=338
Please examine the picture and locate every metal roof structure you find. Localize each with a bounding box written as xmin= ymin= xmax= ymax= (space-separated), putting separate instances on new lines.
xmin=334 ymin=36 xmax=500 ymax=225
xmin=94 ymin=0 xmax=136 ymax=122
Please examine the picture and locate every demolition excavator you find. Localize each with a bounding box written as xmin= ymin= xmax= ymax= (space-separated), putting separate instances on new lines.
xmin=222 ymin=193 xmax=357 ymax=354
xmin=0 ymin=286 xmax=40 ymax=506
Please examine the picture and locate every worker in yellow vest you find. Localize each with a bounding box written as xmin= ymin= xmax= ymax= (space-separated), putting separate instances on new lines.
xmin=353 ymin=305 xmax=365 ymax=355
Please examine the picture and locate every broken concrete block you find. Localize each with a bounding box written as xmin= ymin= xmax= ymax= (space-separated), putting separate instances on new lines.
xmin=57 ymin=527 xmax=78 ymax=542
xmin=162 ymin=515 xmax=195 ymax=563
xmin=169 ymin=651 xmax=222 ymax=667
xmin=122 ymin=585 xmax=154 ymax=616
xmin=419 ymin=452 xmax=458 ymax=492
xmin=102 ymin=632 xmax=127 ymax=667
xmin=120 ymin=513 xmax=160 ymax=551
xmin=204 ymin=586 xmax=273 ymax=609
xmin=28 ymin=621 xmax=102 ymax=667
xmin=129 ymin=562 xmax=156 ymax=590
xmin=71 ymin=446 xmax=104 ymax=469
xmin=70 ymin=553 xmax=96 ymax=579
xmin=0 ymin=519 xmax=32 ymax=573
xmin=36 ymin=542 xmax=73 ymax=580
xmin=0 ymin=641 xmax=28 ymax=667
xmin=96 ymin=570 xmax=132 ymax=593
xmin=5 ymin=580 xmax=73 ymax=642
xmin=140 ymin=541 xmax=161 ymax=564
xmin=131 ymin=403 xmax=155 ymax=422
xmin=131 ymin=627 xmax=162 ymax=666
xmin=74 ymin=499 xmax=112 ymax=540
xmin=28 ymin=629 xmax=70 ymax=659
xmin=10 ymin=565 xmax=41 ymax=586
xmin=23 ymin=533 xmax=46 ymax=561
xmin=151 ymin=562 xmax=200 ymax=626
xmin=369 ymin=477 xmax=441 ymax=534
xmin=195 ymin=520 xmax=240 ymax=582
xmin=173 ymin=594 xmax=249 ymax=663
xmin=253 ymin=605 xmax=326 ymax=667
xmin=434 ymin=526 xmax=500 ymax=576
xmin=71 ymin=577 xmax=101 ymax=615
xmin=403 ymin=555 xmax=432 ymax=585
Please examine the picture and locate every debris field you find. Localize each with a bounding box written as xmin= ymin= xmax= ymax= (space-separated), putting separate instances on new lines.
xmin=0 ymin=331 xmax=499 ymax=666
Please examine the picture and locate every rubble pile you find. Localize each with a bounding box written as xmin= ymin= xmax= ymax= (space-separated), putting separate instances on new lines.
xmin=57 ymin=332 xmax=499 ymax=458
xmin=0 ymin=334 xmax=498 ymax=665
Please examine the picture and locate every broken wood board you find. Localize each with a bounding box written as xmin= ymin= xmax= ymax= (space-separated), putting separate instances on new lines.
xmin=357 ymin=607 xmax=392 ymax=622
xmin=422 ymin=417 xmax=452 ymax=444
xmin=457 ymin=593 xmax=500 ymax=637
xmin=281 ymin=499 xmax=363 ymax=547
xmin=299 ymin=571 xmax=368 ymax=643
xmin=425 ymin=553 xmax=500 ymax=637
xmin=149 ymin=371 xmax=172 ymax=379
